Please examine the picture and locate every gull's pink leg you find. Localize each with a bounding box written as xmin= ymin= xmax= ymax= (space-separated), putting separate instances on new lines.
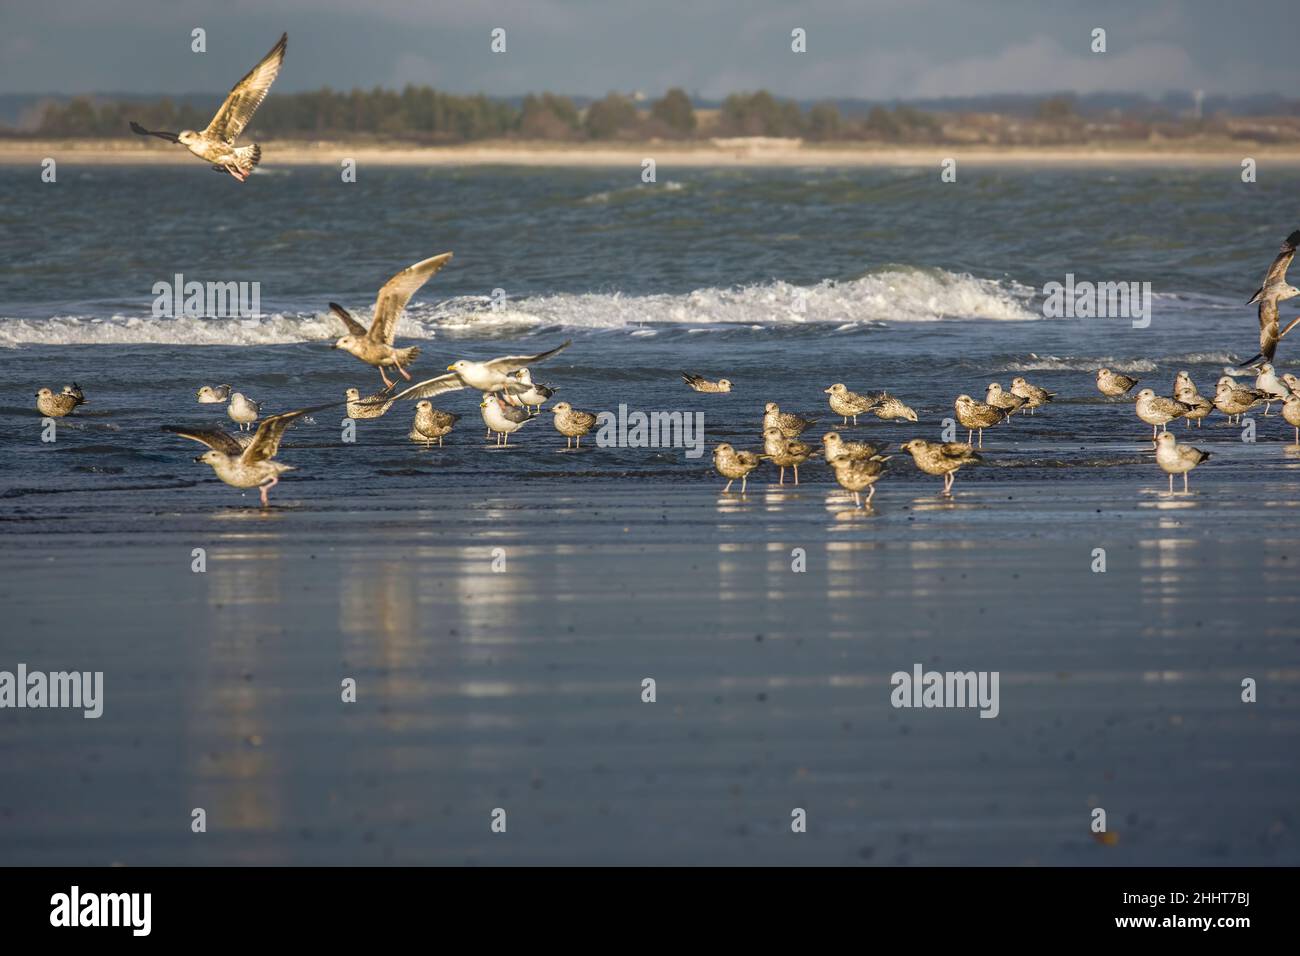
xmin=259 ymin=476 xmax=278 ymax=508
xmin=380 ymin=366 xmax=395 ymax=388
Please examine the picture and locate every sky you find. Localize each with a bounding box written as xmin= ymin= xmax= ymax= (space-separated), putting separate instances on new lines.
xmin=1 ymin=0 xmax=1297 ymax=100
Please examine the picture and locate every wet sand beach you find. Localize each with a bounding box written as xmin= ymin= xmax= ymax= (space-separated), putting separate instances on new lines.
xmin=1 ymin=469 xmax=1298 ymax=866
xmin=4 ymin=138 xmax=1300 ymax=168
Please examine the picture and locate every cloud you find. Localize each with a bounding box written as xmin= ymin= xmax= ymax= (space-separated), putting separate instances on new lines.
xmin=909 ymin=35 xmax=1199 ymax=97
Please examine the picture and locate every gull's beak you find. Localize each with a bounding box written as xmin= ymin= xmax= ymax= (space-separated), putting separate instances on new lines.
xmin=446 ymin=364 xmax=456 ymax=371
xmin=193 ymin=455 xmax=205 ymax=463
xmin=823 ymin=387 xmax=833 ymax=393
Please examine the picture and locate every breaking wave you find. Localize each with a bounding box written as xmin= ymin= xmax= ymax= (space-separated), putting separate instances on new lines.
xmin=0 ymin=266 xmax=1038 ymax=346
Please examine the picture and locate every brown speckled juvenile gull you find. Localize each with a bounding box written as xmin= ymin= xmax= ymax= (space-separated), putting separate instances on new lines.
xmin=1173 ymin=371 xmax=1212 ymax=428
xmin=713 ymin=443 xmax=762 ymax=494
xmin=551 ymin=401 xmax=598 ymax=449
xmin=823 ymin=383 xmax=880 ymax=425
xmin=828 ymin=454 xmax=889 ymax=508
xmin=872 ymin=393 xmax=918 ymax=423
xmin=164 ymin=403 xmax=329 ymax=507
xmin=682 ymin=373 xmax=732 ymax=393
xmin=900 ymin=439 xmax=981 ymax=497
xmin=1096 ymin=368 xmax=1139 ymax=397
xmin=35 ymin=385 xmax=86 ymax=418
xmin=822 ymin=431 xmax=888 ymax=463
xmin=129 ymin=33 xmax=287 ymax=181
xmin=408 ymin=401 xmax=459 ymax=447
xmin=763 ymin=426 xmax=817 ymax=485
xmin=345 ymin=386 xmax=397 ymax=420
xmin=330 ymin=253 xmax=453 ymax=388
xmin=985 ymin=382 xmax=1025 ymax=417
xmin=1010 ymin=376 xmax=1054 ymax=414
xmin=763 ymin=402 xmax=818 ymax=439
xmin=953 ymin=394 xmax=1004 ymax=447
xmin=1135 ymin=388 xmax=1191 ymax=441
xmin=1213 ymin=377 xmax=1266 ymax=425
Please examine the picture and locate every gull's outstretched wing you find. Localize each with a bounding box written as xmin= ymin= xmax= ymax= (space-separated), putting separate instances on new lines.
xmin=241 ymin=401 xmax=334 ymax=463
xmin=1260 ymin=230 xmax=1300 ymax=290
xmin=482 ymin=340 xmax=572 ymax=374
xmin=161 ymin=425 xmax=244 ymax=455
xmin=1256 ymin=298 xmax=1281 ymax=363
xmin=367 ymin=253 xmax=453 ymax=345
xmin=388 ymin=371 xmax=467 ymax=403
xmin=203 ymin=32 xmax=287 ymax=144
xmin=328 ymin=303 xmax=368 ymax=337
xmin=129 ymin=121 xmax=179 ymax=143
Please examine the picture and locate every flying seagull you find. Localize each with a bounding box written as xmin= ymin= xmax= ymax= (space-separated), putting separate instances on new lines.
xmin=163 ymin=402 xmax=329 ymax=507
xmin=1240 ymin=228 xmax=1300 ymax=366
xmin=329 ymin=253 xmax=453 ymax=388
xmin=382 ymin=341 xmax=572 ymax=404
xmin=129 ymin=32 xmax=287 ymax=182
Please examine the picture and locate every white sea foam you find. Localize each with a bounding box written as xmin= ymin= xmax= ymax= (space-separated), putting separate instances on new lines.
xmin=1002 ymin=351 xmax=1241 ymax=373
xmin=0 ymin=268 xmax=1038 ymax=346
xmin=1003 ymin=354 xmax=1159 ymax=373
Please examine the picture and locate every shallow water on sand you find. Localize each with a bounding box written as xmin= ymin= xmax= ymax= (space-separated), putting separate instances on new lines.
xmin=1 ymin=165 xmax=1298 ymax=864
xmin=1 ymin=482 xmax=1298 ymax=865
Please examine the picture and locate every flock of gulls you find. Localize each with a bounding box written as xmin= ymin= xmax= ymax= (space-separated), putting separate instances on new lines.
xmin=27 ymin=33 xmax=1300 ymax=511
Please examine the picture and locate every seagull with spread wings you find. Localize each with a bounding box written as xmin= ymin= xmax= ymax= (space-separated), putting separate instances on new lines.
xmin=1240 ymin=228 xmax=1300 ymax=367
xmin=329 ymin=253 xmax=453 ymax=388
xmin=162 ymin=402 xmax=329 ymax=507
xmin=377 ymin=340 xmax=572 ymax=408
xmin=129 ymin=32 xmax=286 ymax=182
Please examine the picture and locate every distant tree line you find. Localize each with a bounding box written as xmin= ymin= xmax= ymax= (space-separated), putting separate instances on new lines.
xmin=31 ymin=86 xmax=951 ymax=142
xmin=27 ymin=86 xmax=1299 ymax=145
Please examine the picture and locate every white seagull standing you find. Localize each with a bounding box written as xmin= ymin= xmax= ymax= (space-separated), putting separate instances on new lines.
xmin=129 ymin=33 xmax=287 ymax=182
xmin=502 ymin=368 xmax=557 ymax=412
xmin=1154 ymin=433 xmax=1210 ymax=495
xmin=1254 ymin=363 xmax=1291 ymax=415
xmin=196 ymin=384 xmax=231 ymax=404
xmin=228 ymin=392 xmax=260 ymax=431
xmin=480 ymin=393 xmax=534 ymax=445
